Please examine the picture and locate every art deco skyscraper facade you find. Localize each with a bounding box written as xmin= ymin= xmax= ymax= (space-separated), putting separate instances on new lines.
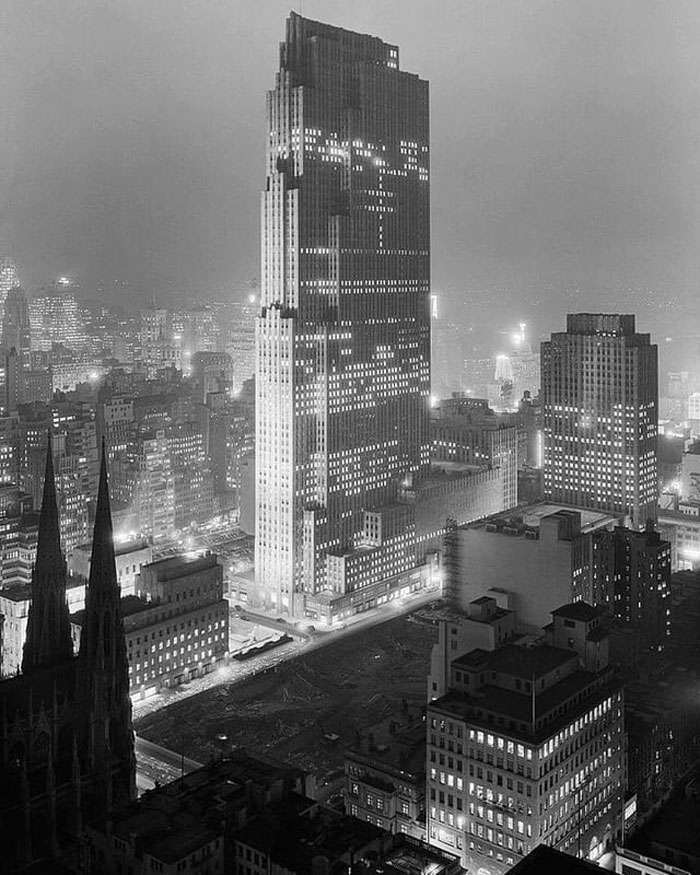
xmin=542 ymin=314 xmax=658 ymax=529
xmin=256 ymin=14 xmax=431 ymax=615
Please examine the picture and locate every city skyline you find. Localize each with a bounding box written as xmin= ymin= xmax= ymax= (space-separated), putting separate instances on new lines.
xmin=1 ymin=7 xmax=700 ymax=873
xmin=1 ymin=1 xmax=699 ymax=325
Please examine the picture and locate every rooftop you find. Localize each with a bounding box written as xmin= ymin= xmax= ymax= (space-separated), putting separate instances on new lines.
xmin=346 ymin=711 xmax=426 ymax=780
xmin=236 ymin=793 xmax=384 ymax=867
xmin=73 ymin=537 xmax=150 ymax=556
xmin=649 ymin=795 xmax=700 ymax=860
xmin=465 ymin=502 xmax=618 ymax=536
xmin=144 ymin=553 xmax=219 ymax=580
xmin=552 ymin=603 xmax=606 ymax=623
xmin=432 ymin=665 xmax=618 ymax=742
xmin=92 ymin=752 xmax=308 ymax=862
xmin=452 ymin=643 xmax=575 ymax=681
xmin=0 ymin=583 xmax=33 ymax=602
xmin=507 ymin=844 xmax=605 ymax=874
xmin=360 ymin=837 xmax=461 ymax=875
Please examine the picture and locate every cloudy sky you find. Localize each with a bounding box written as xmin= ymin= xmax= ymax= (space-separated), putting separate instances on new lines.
xmin=1 ymin=0 xmax=698 ymax=316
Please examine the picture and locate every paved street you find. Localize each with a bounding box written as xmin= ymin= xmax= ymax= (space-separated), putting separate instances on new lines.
xmin=131 ymin=585 xmax=440 ymax=723
xmin=134 ymin=735 xmax=203 ymax=795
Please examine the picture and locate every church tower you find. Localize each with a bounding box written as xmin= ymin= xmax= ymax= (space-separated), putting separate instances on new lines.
xmin=78 ymin=445 xmax=136 ymax=811
xmin=22 ymin=437 xmax=73 ymax=674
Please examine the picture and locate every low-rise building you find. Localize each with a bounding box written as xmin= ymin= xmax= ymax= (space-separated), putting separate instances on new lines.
xmin=234 ymin=793 xmax=388 ymax=875
xmin=72 ymin=552 xmax=228 ymax=697
xmin=0 ymin=584 xmax=31 ymax=676
xmin=345 ymin=706 xmax=426 ymax=839
xmin=614 ymin=847 xmax=692 ymax=875
xmin=82 ymin=751 xmax=310 ymax=875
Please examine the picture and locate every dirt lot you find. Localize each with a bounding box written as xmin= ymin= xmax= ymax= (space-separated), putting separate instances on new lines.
xmin=135 ymin=611 xmax=438 ymax=778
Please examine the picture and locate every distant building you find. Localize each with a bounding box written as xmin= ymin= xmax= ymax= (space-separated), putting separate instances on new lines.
xmin=613 ymin=847 xmax=692 ymax=875
xmin=426 ymin=602 xmax=625 ymax=871
xmin=680 ymin=441 xmax=700 ymax=502
xmin=542 ymin=314 xmax=658 ymax=529
xmin=431 ymin=395 xmax=518 ymax=510
xmin=168 ymin=420 xmax=215 ymax=529
xmin=658 ymin=504 xmax=700 ymax=570
xmin=626 ymin=667 xmax=700 ymax=816
xmin=227 ymin=301 xmax=256 ymax=392
xmin=29 ymin=280 xmax=87 ymax=352
xmin=688 ymin=393 xmax=700 ymax=437
xmin=1 ymin=285 xmax=32 ymax=368
xmin=51 ymin=360 xmax=104 ymax=392
xmin=193 ymin=351 xmax=232 ymax=401
xmin=0 ymin=257 xmax=20 ymax=309
xmin=517 ymin=391 xmax=543 ymax=470
xmin=0 ymin=414 xmax=20 ymax=484
xmin=139 ymin=307 xmax=180 ymax=375
xmin=0 ymin=509 xmax=38 ymax=589
xmin=68 ymin=538 xmax=152 ymax=597
xmin=0 ymin=584 xmax=31 ymax=676
xmin=592 ymin=525 xmax=671 ymax=649
xmin=131 ymin=427 xmax=175 ymax=541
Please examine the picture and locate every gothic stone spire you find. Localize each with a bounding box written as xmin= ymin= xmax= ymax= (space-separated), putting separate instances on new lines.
xmin=22 ymin=436 xmax=72 ymax=674
xmin=78 ymin=444 xmax=136 ymax=808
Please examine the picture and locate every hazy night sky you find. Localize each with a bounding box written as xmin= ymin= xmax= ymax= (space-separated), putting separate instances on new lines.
xmin=1 ymin=0 xmax=699 ymax=321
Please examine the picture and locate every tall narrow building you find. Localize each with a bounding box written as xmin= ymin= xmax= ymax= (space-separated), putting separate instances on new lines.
xmin=0 ymin=256 xmax=20 ymax=309
xmin=256 ymin=14 xmax=431 ymax=617
xmin=2 ymin=284 xmax=32 ymax=368
xmin=21 ymin=439 xmax=73 ymax=674
xmin=542 ymin=314 xmax=658 ymax=529
xmin=78 ymin=445 xmax=136 ymax=811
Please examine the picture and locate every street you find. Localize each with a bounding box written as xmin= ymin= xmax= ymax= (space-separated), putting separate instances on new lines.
xmin=131 ymin=584 xmax=440 ymax=722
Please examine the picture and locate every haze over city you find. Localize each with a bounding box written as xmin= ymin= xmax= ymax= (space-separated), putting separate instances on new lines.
xmin=2 ymin=5 xmax=700 ymax=874
xmin=2 ymin=0 xmax=699 ymax=334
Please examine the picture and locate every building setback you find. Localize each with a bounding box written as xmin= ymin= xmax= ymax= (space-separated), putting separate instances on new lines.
xmin=426 ymin=602 xmax=624 ymax=872
xmin=542 ymin=314 xmax=658 ymax=529
xmin=256 ymin=13 xmax=431 ymax=618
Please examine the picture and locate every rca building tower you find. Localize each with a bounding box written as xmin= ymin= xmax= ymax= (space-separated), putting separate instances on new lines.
xmin=542 ymin=314 xmax=658 ymax=530
xmin=256 ymin=14 xmax=431 ymax=619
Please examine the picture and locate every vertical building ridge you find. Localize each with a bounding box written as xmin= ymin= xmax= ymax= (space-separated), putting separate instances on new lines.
xmin=22 ymin=436 xmax=73 ymax=674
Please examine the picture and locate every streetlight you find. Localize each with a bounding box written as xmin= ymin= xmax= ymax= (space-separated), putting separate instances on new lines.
xmin=216 ymin=733 xmax=228 ymax=760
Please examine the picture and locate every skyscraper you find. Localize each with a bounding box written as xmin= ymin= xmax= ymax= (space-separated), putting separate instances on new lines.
xmin=542 ymin=314 xmax=657 ymax=529
xmin=256 ymin=14 xmax=431 ymax=616
xmin=0 ymin=257 xmax=20 ymax=309
xmin=1 ymin=285 xmax=32 ymax=367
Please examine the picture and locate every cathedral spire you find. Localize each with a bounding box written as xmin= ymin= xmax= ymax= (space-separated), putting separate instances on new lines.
xmin=22 ymin=435 xmax=72 ymax=674
xmin=78 ymin=444 xmax=136 ymax=808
